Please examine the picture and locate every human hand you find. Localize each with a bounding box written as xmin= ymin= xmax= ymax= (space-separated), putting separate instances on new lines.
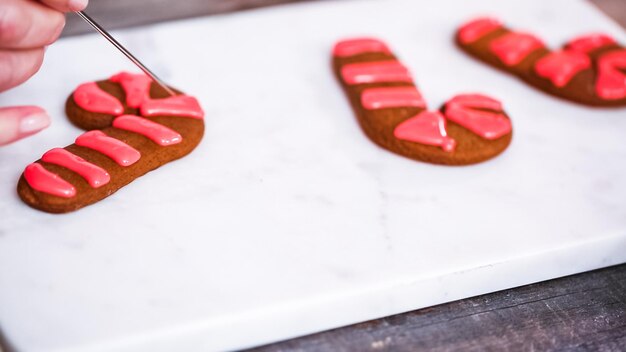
xmin=0 ymin=0 xmax=88 ymax=146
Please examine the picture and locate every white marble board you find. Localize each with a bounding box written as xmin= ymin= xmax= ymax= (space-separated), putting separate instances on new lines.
xmin=1 ymin=0 xmax=626 ymax=351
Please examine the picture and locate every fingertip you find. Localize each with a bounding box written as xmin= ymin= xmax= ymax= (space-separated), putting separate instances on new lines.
xmin=69 ymin=0 xmax=88 ymax=12
xmin=19 ymin=109 xmax=51 ymax=134
xmin=0 ymin=106 xmax=50 ymax=146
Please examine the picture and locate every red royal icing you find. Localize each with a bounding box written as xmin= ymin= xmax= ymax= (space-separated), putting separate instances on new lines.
xmin=24 ymin=163 xmax=76 ymax=198
xmin=113 ymin=115 xmax=182 ymax=146
xmin=361 ymin=86 xmax=426 ymax=110
xmin=489 ymin=32 xmax=544 ymax=66
xmin=73 ymin=82 xmax=125 ymax=115
xmin=341 ymin=61 xmax=412 ymax=85
xmin=394 ymin=111 xmax=456 ymax=152
xmin=333 ymin=38 xmax=391 ymax=57
xmin=110 ymin=72 xmax=152 ymax=108
xmin=42 ymin=148 xmax=110 ymax=188
xmin=596 ymin=49 xmax=626 ymax=100
xmin=565 ymin=33 xmax=616 ymax=54
xmin=75 ymin=130 xmax=141 ymax=167
xmin=140 ymin=95 xmax=205 ymax=119
xmin=444 ymin=94 xmax=511 ymax=140
xmin=458 ymin=17 xmax=502 ymax=44
xmin=534 ymin=50 xmax=591 ymax=87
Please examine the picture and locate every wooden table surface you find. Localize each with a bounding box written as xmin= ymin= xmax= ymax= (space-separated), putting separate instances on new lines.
xmin=2 ymin=1 xmax=625 ymax=351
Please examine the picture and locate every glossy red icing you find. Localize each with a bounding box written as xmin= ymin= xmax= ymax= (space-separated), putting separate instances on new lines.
xmin=444 ymin=94 xmax=511 ymax=140
xmin=489 ymin=32 xmax=544 ymax=66
xmin=73 ymin=82 xmax=125 ymax=115
xmin=534 ymin=50 xmax=591 ymax=87
xmin=75 ymin=130 xmax=141 ymax=167
xmin=110 ymin=72 xmax=152 ymax=108
xmin=113 ymin=115 xmax=182 ymax=146
xmin=341 ymin=61 xmax=413 ymax=85
xmin=394 ymin=111 xmax=456 ymax=152
xmin=140 ymin=95 xmax=205 ymax=119
xmin=361 ymin=86 xmax=426 ymax=110
xmin=24 ymin=163 xmax=76 ymax=198
xmin=565 ymin=33 xmax=617 ymax=54
xmin=333 ymin=38 xmax=392 ymax=57
xmin=458 ymin=17 xmax=502 ymax=44
xmin=42 ymin=148 xmax=110 ymax=188
xmin=596 ymin=49 xmax=626 ymax=100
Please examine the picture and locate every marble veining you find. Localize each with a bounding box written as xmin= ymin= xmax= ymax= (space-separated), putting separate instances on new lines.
xmin=0 ymin=0 xmax=626 ymax=351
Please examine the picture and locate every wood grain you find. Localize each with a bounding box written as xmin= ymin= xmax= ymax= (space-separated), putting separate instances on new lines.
xmin=63 ymin=0 xmax=318 ymax=36
xmin=62 ymin=0 xmax=625 ymax=36
xmin=250 ymin=264 xmax=626 ymax=351
xmin=589 ymin=0 xmax=626 ymax=27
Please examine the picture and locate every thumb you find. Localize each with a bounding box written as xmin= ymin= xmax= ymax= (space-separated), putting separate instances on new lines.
xmin=0 ymin=106 xmax=51 ymax=146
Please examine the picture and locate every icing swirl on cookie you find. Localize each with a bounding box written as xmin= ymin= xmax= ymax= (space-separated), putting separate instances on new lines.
xmin=341 ymin=61 xmax=413 ymax=85
xmin=24 ymin=163 xmax=76 ymax=198
xmin=489 ymin=32 xmax=544 ymax=66
xmin=110 ymin=72 xmax=153 ymax=108
xmin=361 ymin=86 xmax=426 ymax=110
xmin=565 ymin=33 xmax=617 ymax=54
xmin=113 ymin=115 xmax=183 ymax=146
xmin=42 ymin=148 xmax=110 ymax=188
xmin=596 ymin=49 xmax=626 ymax=100
xmin=140 ymin=95 xmax=205 ymax=119
xmin=333 ymin=38 xmax=392 ymax=57
xmin=73 ymin=82 xmax=125 ymax=115
xmin=75 ymin=130 xmax=141 ymax=167
xmin=444 ymin=94 xmax=511 ymax=140
xmin=534 ymin=50 xmax=591 ymax=87
xmin=394 ymin=111 xmax=456 ymax=152
xmin=458 ymin=17 xmax=502 ymax=44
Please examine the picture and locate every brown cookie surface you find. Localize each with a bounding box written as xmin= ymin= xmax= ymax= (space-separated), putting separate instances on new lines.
xmin=456 ymin=17 xmax=626 ymax=107
xmin=18 ymin=73 xmax=205 ymax=213
xmin=333 ymin=38 xmax=512 ymax=165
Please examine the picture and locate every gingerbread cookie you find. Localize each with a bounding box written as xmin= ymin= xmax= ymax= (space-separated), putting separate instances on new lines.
xmin=333 ymin=38 xmax=513 ymax=165
xmin=456 ymin=17 xmax=626 ymax=107
xmin=17 ymin=72 xmax=205 ymax=213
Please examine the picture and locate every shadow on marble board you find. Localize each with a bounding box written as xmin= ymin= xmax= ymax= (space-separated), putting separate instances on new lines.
xmin=0 ymin=327 xmax=14 ymax=352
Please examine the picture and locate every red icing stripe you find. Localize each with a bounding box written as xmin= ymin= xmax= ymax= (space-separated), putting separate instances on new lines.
xmin=596 ymin=49 xmax=626 ymax=100
xmin=458 ymin=17 xmax=502 ymax=44
xmin=341 ymin=61 xmax=412 ymax=85
xmin=73 ymin=82 xmax=125 ymax=115
xmin=75 ymin=130 xmax=141 ymax=167
xmin=140 ymin=95 xmax=204 ymax=119
xmin=41 ymin=148 xmax=110 ymax=188
xmin=489 ymin=32 xmax=544 ymax=66
xmin=394 ymin=111 xmax=456 ymax=152
xmin=534 ymin=50 xmax=591 ymax=87
xmin=565 ymin=33 xmax=617 ymax=54
xmin=444 ymin=94 xmax=512 ymax=140
xmin=113 ymin=115 xmax=182 ymax=146
xmin=24 ymin=163 xmax=76 ymax=198
xmin=110 ymin=72 xmax=152 ymax=108
xmin=333 ymin=38 xmax=391 ymax=57
xmin=361 ymin=86 xmax=426 ymax=110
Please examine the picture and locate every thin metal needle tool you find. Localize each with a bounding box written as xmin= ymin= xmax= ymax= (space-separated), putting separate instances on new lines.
xmin=75 ymin=11 xmax=177 ymax=96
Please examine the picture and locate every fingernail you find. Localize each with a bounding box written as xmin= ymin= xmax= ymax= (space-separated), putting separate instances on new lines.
xmin=19 ymin=113 xmax=51 ymax=134
xmin=69 ymin=0 xmax=88 ymax=11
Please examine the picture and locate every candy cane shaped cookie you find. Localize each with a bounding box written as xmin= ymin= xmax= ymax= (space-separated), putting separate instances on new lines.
xmin=17 ymin=72 xmax=205 ymax=213
xmin=333 ymin=38 xmax=512 ymax=165
xmin=456 ymin=17 xmax=626 ymax=107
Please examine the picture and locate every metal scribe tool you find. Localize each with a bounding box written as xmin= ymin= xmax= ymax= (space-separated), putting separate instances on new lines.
xmin=74 ymin=11 xmax=176 ymax=96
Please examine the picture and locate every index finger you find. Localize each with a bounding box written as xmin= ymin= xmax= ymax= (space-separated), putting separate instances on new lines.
xmin=39 ymin=0 xmax=88 ymax=12
xmin=0 ymin=0 xmax=65 ymax=49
